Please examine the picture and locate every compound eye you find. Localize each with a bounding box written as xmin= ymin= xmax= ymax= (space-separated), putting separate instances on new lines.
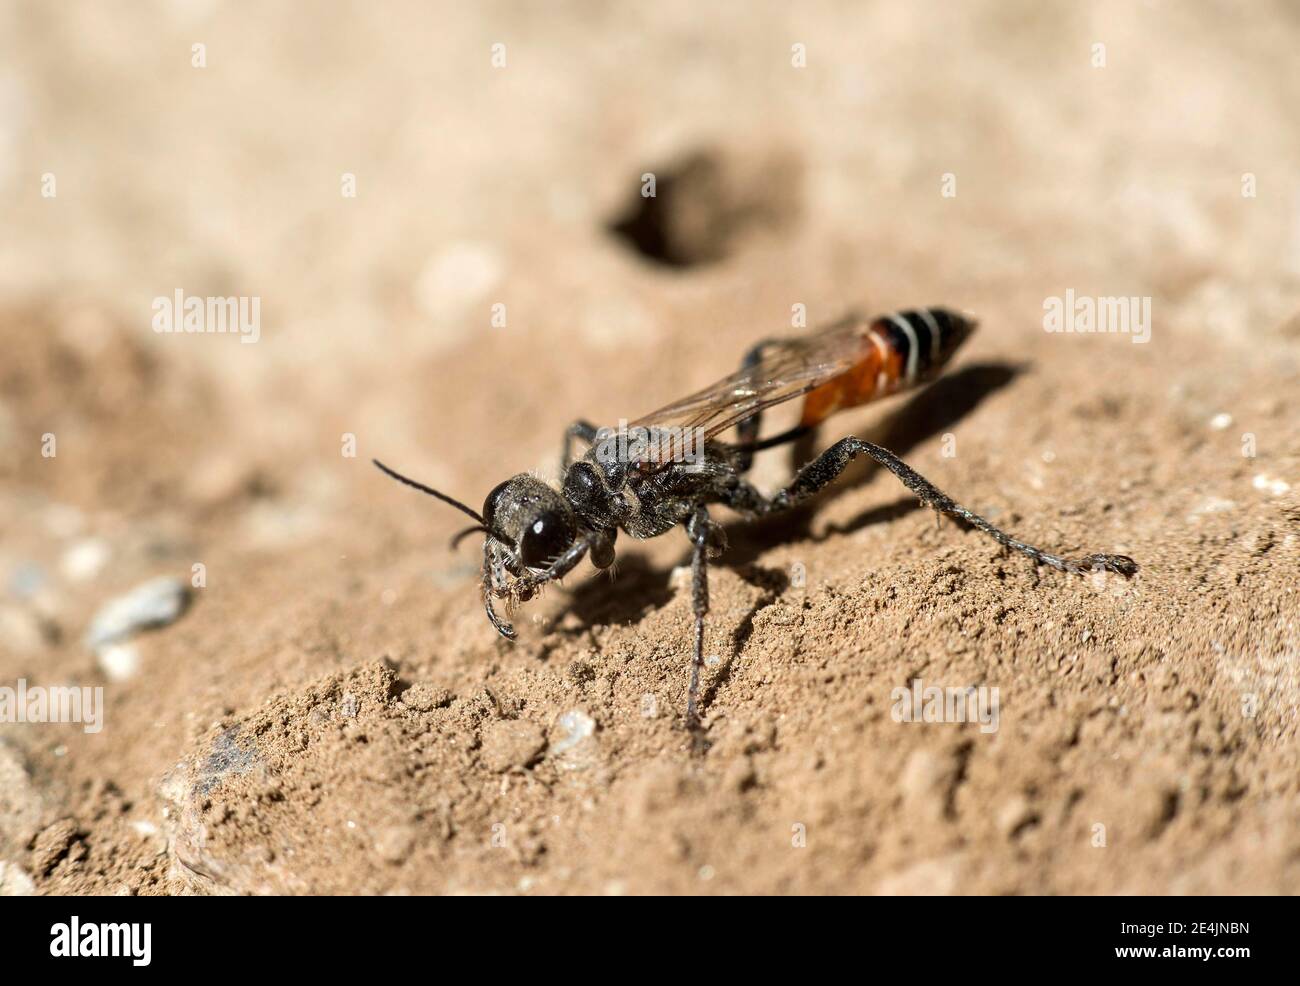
xmin=481 ymin=480 xmax=512 ymax=529
xmin=518 ymin=511 xmax=573 ymax=569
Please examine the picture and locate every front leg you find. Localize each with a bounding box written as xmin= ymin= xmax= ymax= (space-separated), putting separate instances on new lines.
xmin=512 ymin=537 xmax=593 ymax=600
xmin=482 ymin=544 xmax=518 ymax=639
xmin=481 ymin=536 xmax=594 ymax=640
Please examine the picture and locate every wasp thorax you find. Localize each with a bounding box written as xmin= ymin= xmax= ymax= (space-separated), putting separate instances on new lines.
xmin=483 ymin=475 xmax=577 ymax=569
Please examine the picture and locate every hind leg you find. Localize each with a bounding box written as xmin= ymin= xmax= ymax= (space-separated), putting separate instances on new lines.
xmin=727 ymin=437 xmax=1137 ymax=577
xmin=733 ymin=340 xmax=776 ymax=472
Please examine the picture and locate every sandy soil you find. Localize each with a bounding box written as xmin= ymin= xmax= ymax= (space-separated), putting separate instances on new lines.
xmin=1 ymin=1 xmax=1297 ymax=895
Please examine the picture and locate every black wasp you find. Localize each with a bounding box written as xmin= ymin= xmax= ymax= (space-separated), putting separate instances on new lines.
xmin=375 ymin=307 xmax=1137 ymax=729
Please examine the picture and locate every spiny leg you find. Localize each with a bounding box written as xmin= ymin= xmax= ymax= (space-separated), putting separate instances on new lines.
xmin=733 ymin=339 xmax=776 ymax=472
xmin=482 ymin=546 xmax=517 ymax=639
xmin=484 ymin=537 xmax=594 ymax=640
xmin=512 ymin=536 xmax=593 ymax=598
xmin=562 ymin=419 xmax=599 ymax=470
xmin=684 ymin=506 xmax=724 ymax=730
xmin=730 ymin=437 xmax=1137 ymax=577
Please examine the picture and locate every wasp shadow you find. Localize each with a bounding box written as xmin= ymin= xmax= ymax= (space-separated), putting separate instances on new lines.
xmin=560 ymin=552 xmax=677 ymax=631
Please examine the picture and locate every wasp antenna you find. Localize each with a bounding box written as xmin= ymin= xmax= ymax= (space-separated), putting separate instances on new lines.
xmin=450 ymin=524 xmax=489 ymax=549
xmin=372 ymin=459 xmax=485 ymax=524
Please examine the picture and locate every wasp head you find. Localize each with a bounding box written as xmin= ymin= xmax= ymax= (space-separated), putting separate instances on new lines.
xmin=482 ymin=475 xmax=578 ymax=572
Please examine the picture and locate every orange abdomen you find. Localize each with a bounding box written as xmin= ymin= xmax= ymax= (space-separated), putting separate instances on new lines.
xmin=799 ymin=308 xmax=975 ymax=428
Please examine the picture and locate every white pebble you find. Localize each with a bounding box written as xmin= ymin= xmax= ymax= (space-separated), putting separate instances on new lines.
xmin=1252 ymin=474 xmax=1291 ymax=496
xmin=1209 ymin=412 xmax=1233 ymax=430
xmin=84 ymin=576 xmax=189 ymax=650
xmin=97 ymin=642 xmax=141 ymax=682
xmin=60 ymin=539 xmax=110 ymax=581
xmin=550 ymin=709 xmax=595 ymax=754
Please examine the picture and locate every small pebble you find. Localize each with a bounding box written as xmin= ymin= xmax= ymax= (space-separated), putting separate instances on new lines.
xmin=84 ymin=576 xmax=190 ymax=650
xmin=97 ymin=642 xmax=141 ymax=682
xmin=549 ymin=709 xmax=596 ymax=755
xmin=480 ymin=719 xmax=546 ymax=772
xmin=401 ymin=683 xmax=453 ymax=712
xmin=61 ymin=539 xmax=110 ymax=581
xmin=1209 ymin=412 xmax=1233 ymax=430
xmin=1252 ymin=474 xmax=1291 ymax=496
xmin=0 ymin=861 xmax=37 ymax=896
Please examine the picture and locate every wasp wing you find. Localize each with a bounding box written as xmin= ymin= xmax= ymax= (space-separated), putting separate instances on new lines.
xmin=629 ymin=313 xmax=870 ymax=442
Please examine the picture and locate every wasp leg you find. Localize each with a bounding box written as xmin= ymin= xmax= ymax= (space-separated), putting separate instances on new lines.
xmin=729 ymin=437 xmax=1138 ymax=577
xmin=482 ymin=550 xmax=517 ymax=639
xmin=562 ymin=420 xmax=599 ymax=470
xmin=487 ymin=537 xmax=594 ymax=639
xmin=512 ymin=536 xmax=593 ymax=599
xmin=684 ymin=506 xmax=727 ymax=733
xmin=733 ymin=339 xmax=777 ymax=472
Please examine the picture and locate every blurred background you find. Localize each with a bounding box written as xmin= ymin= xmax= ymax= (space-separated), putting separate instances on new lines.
xmin=1 ymin=1 xmax=1297 ymax=895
